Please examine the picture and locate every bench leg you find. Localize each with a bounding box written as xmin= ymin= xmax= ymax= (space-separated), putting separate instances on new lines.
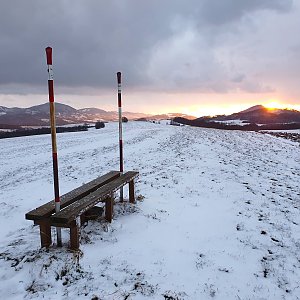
xmin=129 ymin=180 xmax=135 ymax=204
xmin=39 ymin=221 xmax=52 ymax=248
xmin=80 ymin=214 xmax=86 ymax=226
xmin=70 ymin=222 xmax=79 ymax=250
xmin=105 ymin=193 xmax=114 ymax=223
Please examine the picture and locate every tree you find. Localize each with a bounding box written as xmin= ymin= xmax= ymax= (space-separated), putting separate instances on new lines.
xmin=95 ymin=121 xmax=105 ymax=129
xmin=122 ymin=116 xmax=128 ymax=123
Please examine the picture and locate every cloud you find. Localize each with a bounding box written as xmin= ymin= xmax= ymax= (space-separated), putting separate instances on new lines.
xmin=0 ymin=0 xmax=297 ymax=99
xmin=197 ymin=0 xmax=292 ymax=25
xmin=231 ymin=74 xmax=246 ymax=83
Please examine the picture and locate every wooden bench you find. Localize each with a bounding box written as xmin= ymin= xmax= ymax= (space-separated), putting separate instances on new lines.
xmin=25 ymin=170 xmax=139 ymax=250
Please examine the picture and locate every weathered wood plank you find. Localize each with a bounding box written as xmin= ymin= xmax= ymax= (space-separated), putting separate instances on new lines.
xmin=25 ymin=171 xmax=120 ymax=220
xmin=50 ymin=171 xmax=138 ymax=225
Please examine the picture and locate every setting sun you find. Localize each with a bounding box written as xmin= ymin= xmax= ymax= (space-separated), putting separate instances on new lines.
xmin=264 ymin=101 xmax=282 ymax=110
xmin=263 ymin=101 xmax=300 ymax=111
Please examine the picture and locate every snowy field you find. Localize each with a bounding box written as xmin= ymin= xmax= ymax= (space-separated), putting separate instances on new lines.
xmin=0 ymin=122 xmax=299 ymax=300
xmin=262 ymin=129 xmax=300 ymax=134
xmin=213 ymin=119 xmax=250 ymax=126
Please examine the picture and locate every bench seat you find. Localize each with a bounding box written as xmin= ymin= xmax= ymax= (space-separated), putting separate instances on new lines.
xmin=51 ymin=171 xmax=138 ymax=225
xmin=26 ymin=171 xmax=121 ymax=221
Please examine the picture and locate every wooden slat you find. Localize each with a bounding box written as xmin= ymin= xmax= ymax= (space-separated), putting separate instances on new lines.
xmin=25 ymin=171 xmax=120 ymax=220
xmin=50 ymin=171 xmax=138 ymax=225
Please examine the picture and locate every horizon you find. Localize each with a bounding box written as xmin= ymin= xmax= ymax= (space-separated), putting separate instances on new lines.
xmin=0 ymin=1 xmax=299 ymax=116
xmin=1 ymin=99 xmax=300 ymax=118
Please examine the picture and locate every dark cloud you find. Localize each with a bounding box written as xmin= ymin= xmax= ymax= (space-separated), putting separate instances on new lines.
xmin=231 ymin=74 xmax=245 ymax=83
xmin=198 ymin=0 xmax=292 ymax=25
xmin=0 ymin=0 xmax=296 ymax=96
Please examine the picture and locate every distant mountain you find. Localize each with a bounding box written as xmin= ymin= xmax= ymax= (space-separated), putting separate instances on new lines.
xmin=197 ymin=105 xmax=300 ymax=124
xmin=0 ymin=103 xmax=197 ymax=127
xmin=174 ymin=105 xmax=300 ymax=131
xmin=137 ymin=113 xmax=196 ymax=121
xmin=29 ymin=103 xmax=77 ymax=115
xmin=0 ymin=106 xmax=7 ymax=115
xmin=239 ymin=105 xmax=265 ymax=114
xmin=0 ymin=102 xmax=151 ymax=127
xmin=78 ymin=108 xmax=108 ymax=114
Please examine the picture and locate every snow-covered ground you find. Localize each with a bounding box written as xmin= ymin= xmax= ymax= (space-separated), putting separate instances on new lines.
xmin=0 ymin=122 xmax=299 ymax=300
xmin=0 ymin=129 xmax=15 ymax=132
xmin=213 ymin=119 xmax=250 ymax=126
xmin=261 ymin=129 xmax=300 ymax=134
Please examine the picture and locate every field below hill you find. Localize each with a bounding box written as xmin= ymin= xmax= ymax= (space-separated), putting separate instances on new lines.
xmin=0 ymin=122 xmax=299 ymax=299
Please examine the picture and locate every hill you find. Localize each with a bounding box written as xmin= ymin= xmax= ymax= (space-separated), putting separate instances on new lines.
xmin=175 ymin=105 xmax=300 ymax=130
xmin=136 ymin=113 xmax=196 ymax=121
xmin=0 ymin=103 xmax=196 ymax=127
xmin=207 ymin=105 xmax=300 ymax=124
xmin=0 ymin=103 xmax=151 ymax=127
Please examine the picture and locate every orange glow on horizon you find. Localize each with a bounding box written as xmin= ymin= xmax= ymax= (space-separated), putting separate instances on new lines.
xmin=180 ymin=103 xmax=255 ymax=117
xmin=179 ymin=100 xmax=300 ymax=117
xmin=263 ymin=100 xmax=300 ymax=111
xmin=1 ymin=92 xmax=299 ymax=118
xmin=263 ymin=100 xmax=283 ymax=110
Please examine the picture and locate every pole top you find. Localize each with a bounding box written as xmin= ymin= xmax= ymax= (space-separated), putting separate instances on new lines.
xmin=117 ymin=72 xmax=121 ymax=84
xmin=45 ymin=47 xmax=52 ymax=65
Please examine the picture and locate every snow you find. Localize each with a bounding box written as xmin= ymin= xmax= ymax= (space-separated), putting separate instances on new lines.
xmin=261 ymin=129 xmax=300 ymax=134
xmin=0 ymin=122 xmax=299 ymax=299
xmin=0 ymin=129 xmax=14 ymax=132
xmin=213 ymin=119 xmax=250 ymax=126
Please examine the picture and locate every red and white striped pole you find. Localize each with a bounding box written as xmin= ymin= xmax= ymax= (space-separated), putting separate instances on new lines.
xmin=117 ymin=72 xmax=124 ymax=201
xmin=45 ymin=47 xmax=62 ymax=247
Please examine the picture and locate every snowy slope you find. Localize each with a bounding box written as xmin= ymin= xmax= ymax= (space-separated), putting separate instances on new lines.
xmin=0 ymin=122 xmax=299 ymax=299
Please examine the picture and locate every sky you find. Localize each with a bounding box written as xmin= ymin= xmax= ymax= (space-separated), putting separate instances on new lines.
xmin=0 ymin=0 xmax=300 ymax=116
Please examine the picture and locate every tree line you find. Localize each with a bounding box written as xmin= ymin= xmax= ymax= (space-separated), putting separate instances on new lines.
xmin=173 ymin=117 xmax=300 ymax=131
xmin=0 ymin=125 xmax=89 ymax=139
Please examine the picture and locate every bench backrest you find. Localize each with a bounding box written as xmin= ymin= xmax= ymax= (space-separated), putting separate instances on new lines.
xmin=25 ymin=171 xmax=120 ymax=221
